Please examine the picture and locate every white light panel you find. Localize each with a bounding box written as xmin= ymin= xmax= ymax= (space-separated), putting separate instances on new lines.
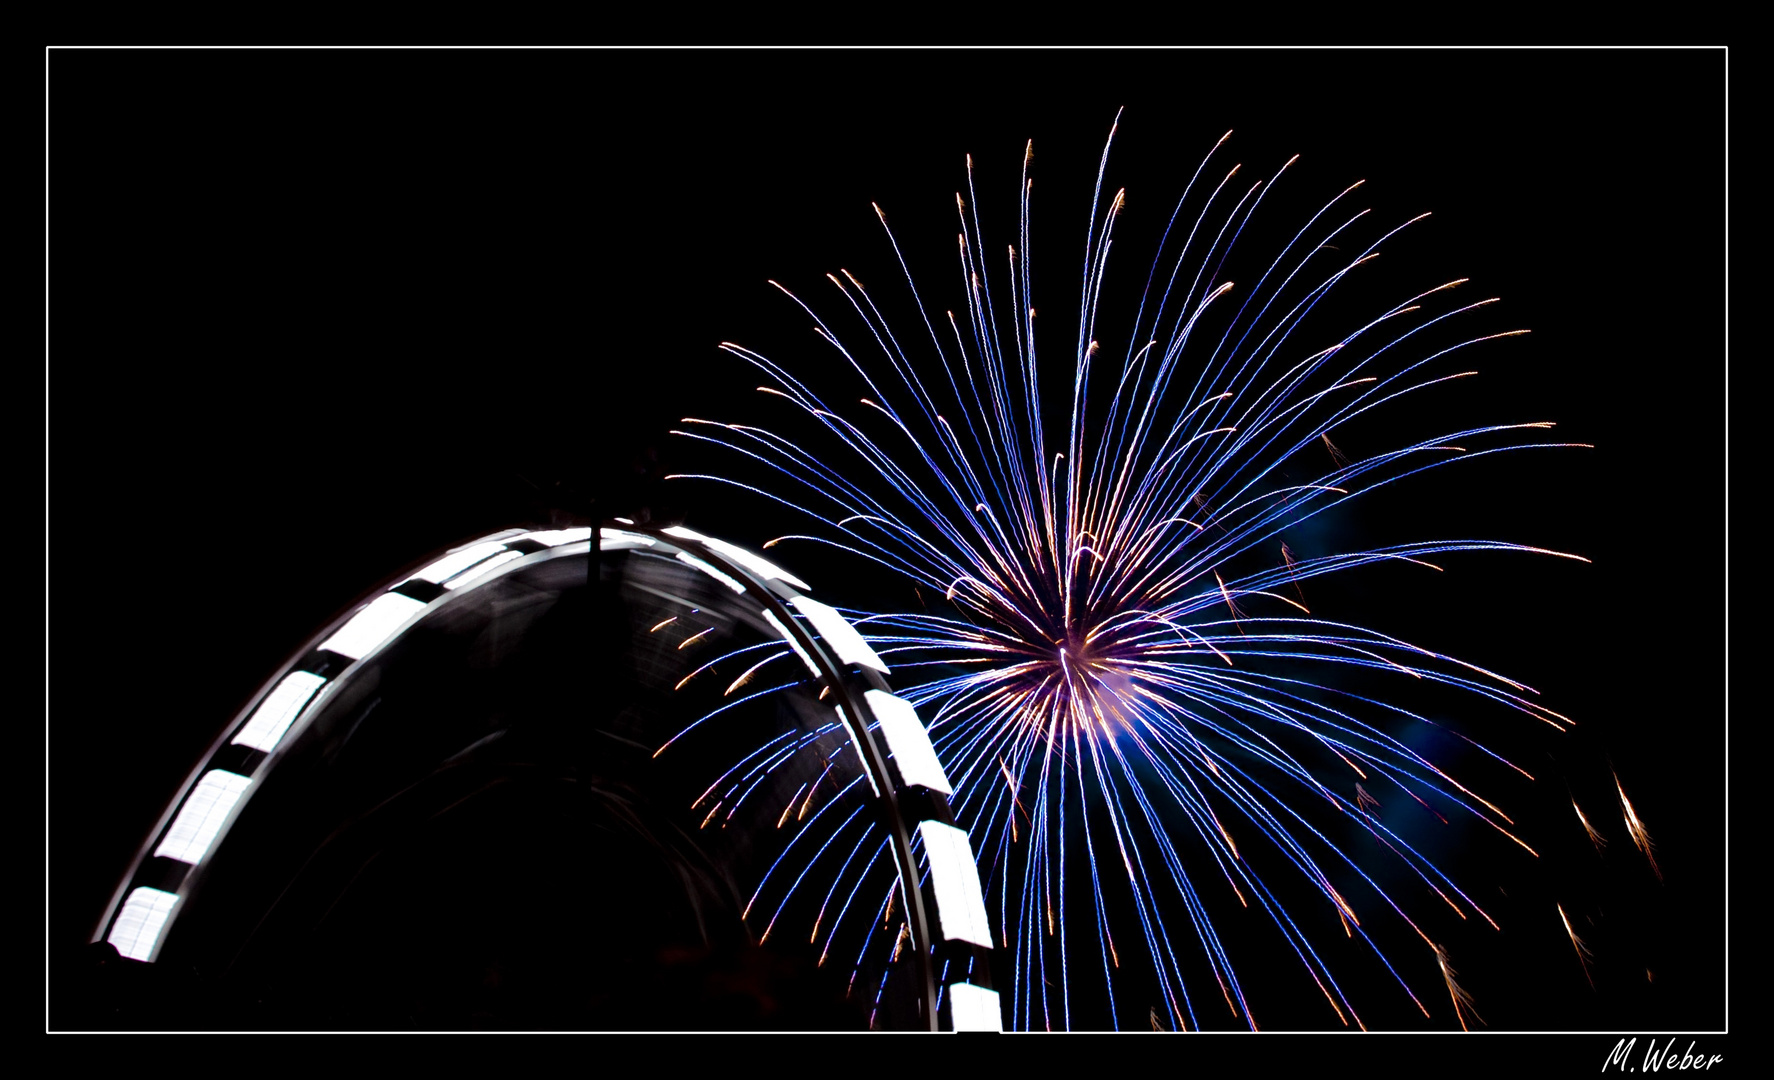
xmin=947 ymin=982 xmax=1003 ymax=1032
xmin=864 ymin=690 xmax=953 ymax=794
xmin=318 ymin=593 xmax=426 ymax=660
xmin=598 ymin=527 xmax=656 ymax=550
xmin=522 ymin=527 xmax=592 ymax=547
xmin=761 ymin=610 xmax=823 ymax=678
xmin=667 ymin=526 xmax=810 ymax=590
xmin=789 ymin=595 xmax=888 ymax=673
xmin=702 ymin=536 xmax=811 ymax=591
xmin=442 ymin=549 xmax=524 ymax=589
xmin=918 ymin=820 xmax=993 ymax=948
xmin=107 ymin=887 xmax=180 ymax=962
xmin=410 ymin=541 xmax=508 ymax=584
xmin=231 ymin=671 xmax=326 ymax=753
xmin=155 ymin=770 xmax=253 ymax=865
xmin=833 ymin=704 xmax=880 ymax=796
xmin=676 ymin=552 xmax=747 ymax=595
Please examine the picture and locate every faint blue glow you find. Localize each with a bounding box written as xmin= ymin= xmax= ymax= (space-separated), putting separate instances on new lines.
xmin=947 ymin=982 xmax=1003 ymax=1031
xmin=107 ymin=887 xmax=180 ymax=962
xmin=154 ymin=770 xmax=253 ymax=865
xmin=918 ymin=821 xmax=993 ymax=948
xmin=790 ymin=595 xmax=888 ymax=673
xmin=318 ymin=593 xmax=426 ymax=660
xmin=864 ymin=690 xmax=953 ymax=795
xmin=231 ymin=671 xmax=326 ymax=753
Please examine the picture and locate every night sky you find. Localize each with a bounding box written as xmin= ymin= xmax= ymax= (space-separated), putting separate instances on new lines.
xmin=48 ymin=47 xmax=1725 ymax=1050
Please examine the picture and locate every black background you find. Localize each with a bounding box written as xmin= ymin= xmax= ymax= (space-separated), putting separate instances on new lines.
xmin=48 ymin=47 xmax=1726 ymax=1049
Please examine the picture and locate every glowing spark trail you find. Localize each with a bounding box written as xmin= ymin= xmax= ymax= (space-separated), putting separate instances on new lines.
xmin=661 ymin=120 xmax=1595 ymax=1030
xmin=1557 ymin=903 xmax=1596 ymax=989
xmin=1617 ymin=774 xmax=1661 ymax=881
xmin=1573 ymin=798 xmax=1607 ymax=852
xmin=1434 ymin=943 xmax=1482 ymax=1031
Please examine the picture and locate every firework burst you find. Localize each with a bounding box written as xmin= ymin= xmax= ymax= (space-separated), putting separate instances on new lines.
xmin=662 ymin=116 xmax=1592 ymax=1030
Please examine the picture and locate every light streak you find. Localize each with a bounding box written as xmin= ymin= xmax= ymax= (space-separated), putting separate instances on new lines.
xmin=1617 ymin=774 xmax=1662 ymax=881
xmin=1557 ymin=903 xmax=1595 ymax=989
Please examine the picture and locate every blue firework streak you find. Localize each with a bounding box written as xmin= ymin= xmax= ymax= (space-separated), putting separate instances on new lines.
xmin=662 ymin=119 xmax=1590 ymax=1030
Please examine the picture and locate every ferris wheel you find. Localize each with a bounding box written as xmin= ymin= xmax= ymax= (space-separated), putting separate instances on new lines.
xmin=90 ymin=522 xmax=1000 ymax=1031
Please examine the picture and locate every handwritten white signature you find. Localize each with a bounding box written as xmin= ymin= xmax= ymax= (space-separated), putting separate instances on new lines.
xmin=1604 ymin=1038 xmax=1723 ymax=1072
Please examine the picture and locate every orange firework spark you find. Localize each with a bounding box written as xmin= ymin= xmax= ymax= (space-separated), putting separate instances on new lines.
xmin=1573 ymin=798 xmax=1607 ymax=852
xmin=1616 ymin=774 xmax=1661 ymax=881
xmin=1433 ymin=944 xmax=1483 ymax=1031
xmin=1281 ymin=540 xmax=1308 ymax=606
xmin=1557 ymin=903 xmax=1595 ymax=988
